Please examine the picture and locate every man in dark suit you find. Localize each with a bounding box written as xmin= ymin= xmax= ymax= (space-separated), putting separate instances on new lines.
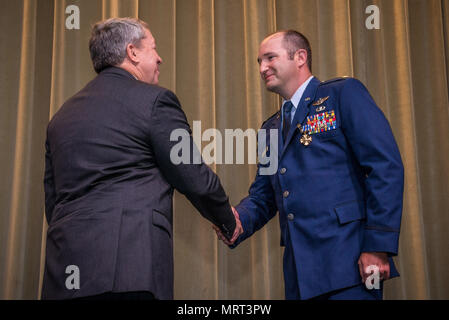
xmin=42 ymin=17 xmax=242 ymax=300
xmin=215 ymin=30 xmax=404 ymax=300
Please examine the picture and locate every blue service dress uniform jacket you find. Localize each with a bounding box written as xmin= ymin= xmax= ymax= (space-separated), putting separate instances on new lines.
xmin=232 ymin=77 xmax=404 ymax=299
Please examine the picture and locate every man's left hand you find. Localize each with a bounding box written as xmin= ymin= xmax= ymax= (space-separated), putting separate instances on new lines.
xmin=358 ymin=252 xmax=390 ymax=283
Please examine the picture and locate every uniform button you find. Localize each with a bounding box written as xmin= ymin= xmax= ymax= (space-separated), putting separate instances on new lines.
xmin=280 ymin=168 xmax=286 ymax=174
xmin=287 ymin=213 xmax=294 ymax=220
xmin=283 ymin=190 xmax=289 ymax=198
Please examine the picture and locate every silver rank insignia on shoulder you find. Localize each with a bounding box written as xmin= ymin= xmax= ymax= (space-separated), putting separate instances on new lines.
xmin=312 ymin=96 xmax=329 ymax=106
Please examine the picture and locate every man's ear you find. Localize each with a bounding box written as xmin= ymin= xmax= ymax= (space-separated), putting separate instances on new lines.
xmin=295 ymin=49 xmax=307 ymax=69
xmin=126 ymin=43 xmax=139 ymax=63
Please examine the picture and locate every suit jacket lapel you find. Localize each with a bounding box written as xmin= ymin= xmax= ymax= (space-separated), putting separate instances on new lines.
xmin=280 ymin=77 xmax=321 ymax=159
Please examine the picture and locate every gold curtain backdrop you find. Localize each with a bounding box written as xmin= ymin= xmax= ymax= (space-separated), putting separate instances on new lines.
xmin=0 ymin=0 xmax=448 ymax=299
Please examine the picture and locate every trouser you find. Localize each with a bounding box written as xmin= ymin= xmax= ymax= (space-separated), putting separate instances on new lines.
xmin=74 ymin=291 xmax=156 ymax=300
xmin=311 ymin=282 xmax=383 ymax=300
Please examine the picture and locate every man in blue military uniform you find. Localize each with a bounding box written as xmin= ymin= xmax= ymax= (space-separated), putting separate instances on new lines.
xmin=215 ymin=30 xmax=404 ymax=300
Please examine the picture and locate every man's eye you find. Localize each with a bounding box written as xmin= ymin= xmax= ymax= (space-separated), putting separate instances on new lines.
xmin=268 ymin=56 xmax=275 ymax=61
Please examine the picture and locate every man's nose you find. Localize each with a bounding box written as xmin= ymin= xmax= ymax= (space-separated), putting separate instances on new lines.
xmin=260 ymin=62 xmax=268 ymax=76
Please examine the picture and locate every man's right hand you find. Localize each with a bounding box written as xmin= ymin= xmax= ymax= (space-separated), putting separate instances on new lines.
xmin=213 ymin=207 xmax=243 ymax=245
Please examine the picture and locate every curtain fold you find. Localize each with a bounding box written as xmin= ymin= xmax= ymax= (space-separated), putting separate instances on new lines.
xmin=1 ymin=0 xmax=448 ymax=299
xmin=407 ymin=0 xmax=449 ymax=299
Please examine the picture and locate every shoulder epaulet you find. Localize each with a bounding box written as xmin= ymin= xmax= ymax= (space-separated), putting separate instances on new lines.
xmin=319 ymin=76 xmax=351 ymax=86
xmin=261 ymin=110 xmax=280 ymax=127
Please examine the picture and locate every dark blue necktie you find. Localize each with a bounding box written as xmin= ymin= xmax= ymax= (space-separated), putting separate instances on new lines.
xmin=283 ymin=101 xmax=293 ymax=142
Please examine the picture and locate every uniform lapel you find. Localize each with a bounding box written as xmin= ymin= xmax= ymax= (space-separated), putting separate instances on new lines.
xmin=270 ymin=112 xmax=282 ymax=159
xmin=260 ymin=111 xmax=282 ymax=158
xmin=280 ymin=77 xmax=321 ymax=159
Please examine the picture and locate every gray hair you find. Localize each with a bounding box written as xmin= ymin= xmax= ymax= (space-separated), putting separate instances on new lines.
xmin=89 ymin=17 xmax=149 ymax=73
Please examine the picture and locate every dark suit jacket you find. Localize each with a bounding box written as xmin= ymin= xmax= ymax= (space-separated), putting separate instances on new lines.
xmin=42 ymin=67 xmax=235 ymax=299
xmin=232 ymin=77 xmax=404 ymax=299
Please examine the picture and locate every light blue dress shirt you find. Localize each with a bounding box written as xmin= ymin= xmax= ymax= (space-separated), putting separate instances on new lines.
xmin=281 ymin=76 xmax=314 ymax=126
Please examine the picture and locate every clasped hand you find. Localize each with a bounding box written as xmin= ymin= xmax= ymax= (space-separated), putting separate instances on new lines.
xmin=212 ymin=207 xmax=243 ymax=245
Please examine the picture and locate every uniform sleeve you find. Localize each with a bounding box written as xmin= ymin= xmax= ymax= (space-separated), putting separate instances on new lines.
xmin=339 ymin=78 xmax=404 ymax=255
xmin=231 ymin=129 xmax=278 ymax=248
xmin=147 ymin=89 xmax=236 ymax=240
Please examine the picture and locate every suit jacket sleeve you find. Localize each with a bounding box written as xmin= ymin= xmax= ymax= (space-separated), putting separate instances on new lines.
xmin=339 ymin=78 xmax=404 ymax=255
xmin=147 ymin=89 xmax=236 ymax=239
xmin=44 ymin=135 xmax=56 ymax=224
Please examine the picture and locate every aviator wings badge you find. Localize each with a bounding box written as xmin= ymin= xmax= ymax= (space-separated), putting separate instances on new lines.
xmin=312 ymin=96 xmax=329 ymax=106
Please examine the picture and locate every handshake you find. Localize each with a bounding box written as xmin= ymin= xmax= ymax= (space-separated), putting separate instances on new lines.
xmin=213 ymin=207 xmax=244 ymax=245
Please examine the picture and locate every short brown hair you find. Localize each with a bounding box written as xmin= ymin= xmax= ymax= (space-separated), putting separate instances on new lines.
xmin=279 ymin=30 xmax=312 ymax=72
